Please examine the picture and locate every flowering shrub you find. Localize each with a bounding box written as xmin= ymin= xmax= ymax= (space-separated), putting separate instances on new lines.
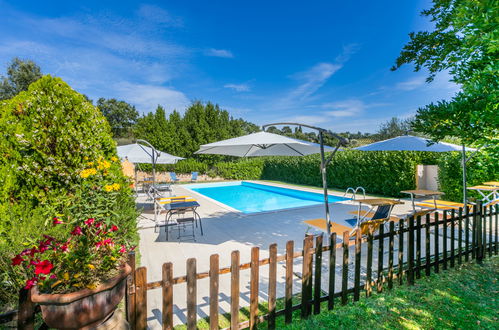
xmin=0 ymin=76 xmax=138 ymax=307
xmin=12 ymin=217 xmax=133 ymax=293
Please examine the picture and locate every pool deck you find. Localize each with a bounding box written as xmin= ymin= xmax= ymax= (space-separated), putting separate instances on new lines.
xmin=137 ymin=181 xmax=418 ymax=328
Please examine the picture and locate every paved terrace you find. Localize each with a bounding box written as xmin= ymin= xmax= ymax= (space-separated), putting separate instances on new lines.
xmin=137 ymin=181 xmax=441 ymax=329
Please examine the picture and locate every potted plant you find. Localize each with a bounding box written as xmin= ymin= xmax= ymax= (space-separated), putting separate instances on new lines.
xmin=11 ymin=217 xmax=134 ymax=329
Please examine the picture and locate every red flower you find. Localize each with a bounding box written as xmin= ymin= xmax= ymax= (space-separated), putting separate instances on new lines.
xmin=95 ymin=222 xmax=102 ymax=229
xmin=52 ymin=217 xmax=63 ymax=226
xmin=84 ymin=218 xmax=95 ymax=226
xmin=95 ymin=238 xmax=113 ymax=249
xmin=28 ymin=247 xmax=38 ymax=257
xmin=119 ymin=245 xmax=127 ymax=253
xmin=11 ymin=255 xmax=24 ymax=266
xmin=34 ymin=260 xmax=53 ymax=275
xmin=50 ymin=274 xmax=57 ymax=279
xmin=60 ymin=243 xmax=69 ymax=252
xmin=110 ymin=225 xmax=119 ymax=232
xmin=25 ymin=277 xmax=37 ymax=290
xmin=71 ymin=226 xmax=83 ymax=236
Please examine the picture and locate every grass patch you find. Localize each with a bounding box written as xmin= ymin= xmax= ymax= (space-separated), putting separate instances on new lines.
xmin=174 ymin=257 xmax=498 ymax=329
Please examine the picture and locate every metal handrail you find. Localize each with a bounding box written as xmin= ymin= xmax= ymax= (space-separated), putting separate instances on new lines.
xmin=344 ymin=187 xmax=356 ymax=199
xmin=354 ymin=187 xmax=366 ymax=199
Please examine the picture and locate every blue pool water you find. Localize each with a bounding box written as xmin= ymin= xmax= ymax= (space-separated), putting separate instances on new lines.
xmin=186 ymin=181 xmax=349 ymax=214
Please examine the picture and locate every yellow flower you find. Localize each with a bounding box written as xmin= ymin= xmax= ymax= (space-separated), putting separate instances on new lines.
xmin=87 ymin=264 xmax=95 ymax=270
xmin=111 ymin=156 xmax=118 ymax=162
xmin=97 ymin=159 xmax=111 ymax=170
xmin=73 ymin=273 xmax=82 ymax=279
xmin=80 ymin=168 xmax=97 ymax=178
xmin=63 ymin=272 xmax=69 ymax=281
xmin=86 ymin=283 xmax=97 ymax=289
xmin=104 ymin=185 xmax=114 ymax=192
xmin=87 ymin=161 xmax=94 ymax=166
xmin=112 ymin=183 xmax=120 ymax=191
xmin=73 ymin=283 xmax=82 ymax=288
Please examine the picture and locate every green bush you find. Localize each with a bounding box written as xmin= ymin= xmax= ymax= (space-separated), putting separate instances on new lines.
xmin=214 ymin=158 xmax=265 ymax=180
xmin=261 ymin=151 xmax=441 ymax=197
xmin=137 ymin=158 xmax=209 ymax=174
xmin=438 ymin=151 xmax=498 ymax=202
xmin=0 ymin=76 xmax=138 ymax=308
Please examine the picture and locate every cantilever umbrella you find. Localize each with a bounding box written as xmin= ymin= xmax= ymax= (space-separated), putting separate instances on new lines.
xmin=196 ymin=131 xmax=337 ymax=156
xmin=117 ymin=142 xmax=184 ymax=187
xmin=354 ymin=135 xmax=477 ymax=203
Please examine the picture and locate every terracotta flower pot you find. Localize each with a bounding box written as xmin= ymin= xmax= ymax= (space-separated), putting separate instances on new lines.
xmin=31 ymin=263 xmax=132 ymax=330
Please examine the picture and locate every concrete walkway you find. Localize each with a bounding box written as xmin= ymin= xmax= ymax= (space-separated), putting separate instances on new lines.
xmin=137 ymin=181 xmax=417 ymax=328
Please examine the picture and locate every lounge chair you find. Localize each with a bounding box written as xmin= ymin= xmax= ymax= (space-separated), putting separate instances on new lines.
xmin=169 ymin=172 xmax=180 ymax=183
xmin=191 ymin=171 xmax=198 ymax=182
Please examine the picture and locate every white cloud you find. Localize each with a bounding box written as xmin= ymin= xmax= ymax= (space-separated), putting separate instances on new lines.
xmin=114 ymin=82 xmax=189 ymax=112
xmin=323 ymin=99 xmax=367 ymax=117
xmin=395 ymin=77 xmax=426 ymax=91
xmin=137 ymin=4 xmax=183 ymax=26
xmin=205 ymin=48 xmax=234 ymax=58
xmin=224 ymin=83 xmax=250 ymax=92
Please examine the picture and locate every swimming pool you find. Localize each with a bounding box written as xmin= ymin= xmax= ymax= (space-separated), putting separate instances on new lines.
xmin=185 ymin=181 xmax=349 ymax=214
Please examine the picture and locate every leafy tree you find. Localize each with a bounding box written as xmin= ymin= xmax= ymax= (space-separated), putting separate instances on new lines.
xmin=376 ymin=117 xmax=414 ymax=140
xmin=0 ymin=57 xmax=42 ymax=100
xmin=134 ymin=105 xmax=173 ymax=152
xmin=97 ymin=98 xmax=139 ymax=138
xmin=392 ymin=0 xmax=499 ymax=147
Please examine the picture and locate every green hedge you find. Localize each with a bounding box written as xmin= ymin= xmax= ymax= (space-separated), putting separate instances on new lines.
xmin=260 ymin=151 xmax=440 ymax=197
xmin=214 ymin=158 xmax=265 ymax=180
xmin=0 ymin=76 xmax=138 ymax=308
xmin=438 ymin=151 xmax=498 ymax=202
xmin=137 ymin=159 xmax=208 ymax=174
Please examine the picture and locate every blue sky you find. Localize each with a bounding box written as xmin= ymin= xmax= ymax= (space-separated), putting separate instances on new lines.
xmin=0 ymin=0 xmax=459 ymax=132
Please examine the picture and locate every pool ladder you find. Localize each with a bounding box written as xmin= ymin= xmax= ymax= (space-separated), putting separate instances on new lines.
xmin=344 ymin=186 xmax=366 ymax=200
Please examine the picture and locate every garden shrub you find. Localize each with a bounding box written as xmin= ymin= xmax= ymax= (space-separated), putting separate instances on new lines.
xmin=438 ymin=151 xmax=498 ymax=202
xmin=214 ymin=158 xmax=265 ymax=180
xmin=0 ymin=75 xmax=138 ymax=308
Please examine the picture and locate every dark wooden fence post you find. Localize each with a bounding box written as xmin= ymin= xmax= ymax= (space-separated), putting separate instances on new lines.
xmin=377 ymin=225 xmax=384 ymax=293
xmin=488 ymin=206 xmax=492 ymax=257
xmin=416 ymin=216 xmax=422 ymax=279
xmin=209 ymin=254 xmax=219 ymax=330
xmin=443 ymin=210 xmax=448 ymax=270
xmin=301 ymin=235 xmax=314 ymax=318
xmin=314 ymin=235 xmax=323 ymax=314
xmin=353 ymin=228 xmax=362 ymax=301
xmin=162 ymin=263 xmax=173 ymax=330
xmin=135 ymin=267 xmax=147 ymax=330
xmin=407 ymin=216 xmax=415 ymax=285
xmin=17 ymin=289 xmax=35 ymax=330
xmin=126 ymin=251 xmax=136 ymax=329
xmin=398 ymin=219 xmax=405 ymax=285
xmin=249 ymin=247 xmax=259 ymax=329
xmin=434 ymin=213 xmax=440 ymax=273
xmin=450 ymin=209 xmax=455 ymax=268
xmin=186 ymin=258 xmax=197 ymax=329
xmin=341 ymin=231 xmax=349 ymax=305
xmin=285 ymin=241 xmax=294 ymax=323
xmin=472 ymin=205 xmax=477 ymax=260
xmin=388 ymin=221 xmax=395 ymax=289
xmin=268 ymin=244 xmax=277 ymax=329
xmin=458 ymin=207 xmax=463 ymax=265
xmin=230 ymin=251 xmax=240 ymax=330
xmin=476 ymin=203 xmax=483 ymax=264
xmin=328 ymin=233 xmax=337 ymax=310
xmin=366 ymin=228 xmax=373 ymax=297
xmin=425 ymin=213 xmax=431 ymax=276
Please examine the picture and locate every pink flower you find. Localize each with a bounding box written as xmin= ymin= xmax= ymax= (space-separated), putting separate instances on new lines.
xmin=110 ymin=225 xmax=119 ymax=232
xmin=35 ymin=260 xmax=53 ymax=275
xmin=52 ymin=217 xmax=63 ymax=226
xmin=71 ymin=226 xmax=82 ymax=236
xmin=11 ymin=255 xmax=24 ymax=266
xmin=25 ymin=277 xmax=37 ymax=290
xmin=50 ymin=274 xmax=57 ymax=279
xmin=84 ymin=218 xmax=95 ymax=226
xmin=95 ymin=238 xmax=113 ymax=249
xmin=119 ymin=245 xmax=127 ymax=253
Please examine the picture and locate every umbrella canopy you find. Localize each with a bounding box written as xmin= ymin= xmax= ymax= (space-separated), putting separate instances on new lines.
xmin=117 ymin=143 xmax=184 ymax=164
xmin=195 ymin=131 xmax=337 ymax=157
xmin=354 ymin=135 xmax=476 ymax=152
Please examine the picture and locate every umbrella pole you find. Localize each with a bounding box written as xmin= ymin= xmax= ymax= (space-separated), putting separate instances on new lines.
xmin=319 ymin=132 xmax=331 ymax=236
xmin=462 ymin=144 xmax=467 ymax=205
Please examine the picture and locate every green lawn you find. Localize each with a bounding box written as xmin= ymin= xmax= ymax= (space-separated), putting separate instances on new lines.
xmin=276 ymin=256 xmax=498 ymax=329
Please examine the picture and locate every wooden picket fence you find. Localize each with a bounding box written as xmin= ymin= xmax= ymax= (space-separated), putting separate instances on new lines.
xmin=3 ymin=203 xmax=498 ymax=329
xmin=125 ymin=204 xmax=498 ymax=330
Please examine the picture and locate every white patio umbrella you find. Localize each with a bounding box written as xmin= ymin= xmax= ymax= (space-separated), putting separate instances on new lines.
xmin=195 ymin=131 xmax=337 ymax=156
xmin=196 ymin=128 xmax=348 ymax=235
xmin=354 ymin=135 xmax=477 ymax=204
xmin=117 ymin=141 xmax=184 ymax=189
